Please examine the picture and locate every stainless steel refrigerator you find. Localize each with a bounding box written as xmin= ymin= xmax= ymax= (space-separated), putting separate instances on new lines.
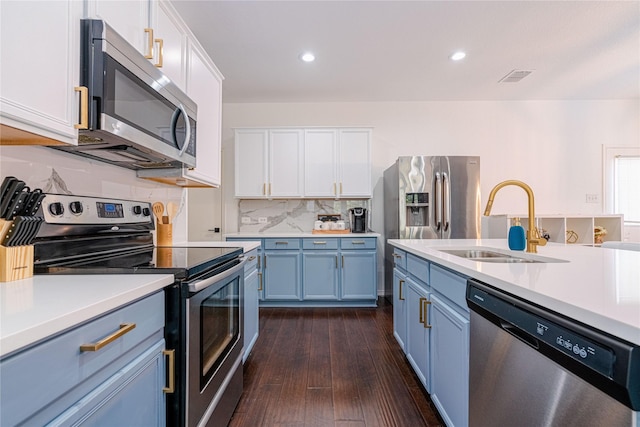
xmin=383 ymin=156 xmax=481 ymax=299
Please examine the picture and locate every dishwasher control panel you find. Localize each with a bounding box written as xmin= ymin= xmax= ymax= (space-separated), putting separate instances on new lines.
xmin=467 ymin=285 xmax=615 ymax=377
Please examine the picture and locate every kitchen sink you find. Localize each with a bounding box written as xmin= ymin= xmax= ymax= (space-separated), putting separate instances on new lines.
xmin=438 ymin=247 xmax=568 ymax=263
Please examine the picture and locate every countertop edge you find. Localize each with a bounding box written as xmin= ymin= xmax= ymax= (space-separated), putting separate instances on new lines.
xmin=0 ymin=274 xmax=174 ymax=358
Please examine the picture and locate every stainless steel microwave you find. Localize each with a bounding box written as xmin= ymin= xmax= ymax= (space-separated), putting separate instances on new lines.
xmin=53 ymin=19 xmax=197 ymax=170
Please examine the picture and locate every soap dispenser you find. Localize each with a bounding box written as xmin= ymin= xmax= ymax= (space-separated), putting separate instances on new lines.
xmin=508 ymin=217 xmax=526 ymax=251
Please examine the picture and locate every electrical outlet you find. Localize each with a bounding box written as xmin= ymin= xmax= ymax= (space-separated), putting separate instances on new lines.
xmin=258 ymin=217 xmax=268 ymax=224
xmin=241 ymin=217 xmax=251 ymax=224
xmin=585 ymin=194 xmax=600 ymax=203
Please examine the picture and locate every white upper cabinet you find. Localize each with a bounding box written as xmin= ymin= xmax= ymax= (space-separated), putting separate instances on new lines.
xmin=86 ymin=0 xmax=152 ymax=57
xmin=236 ymin=127 xmax=372 ymax=199
xmin=183 ymin=40 xmax=223 ymax=187
xmin=0 ymin=0 xmax=83 ymax=145
xmin=337 ymin=128 xmax=372 ymax=198
xmin=303 ymin=128 xmax=372 ymax=198
xmin=235 ymin=129 xmax=269 ymax=197
xmin=304 ymin=129 xmax=338 ymax=197
xmin=152 ymin=0 xmax=187 ymax=89
xmin=235 ymin=129 xmax=304 ymax=198
xmin=269 ymin=129 xmax=304 ymax=197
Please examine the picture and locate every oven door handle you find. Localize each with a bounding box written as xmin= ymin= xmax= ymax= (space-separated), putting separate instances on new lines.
xmin=187 ymin=256 xmax=247 ymax=293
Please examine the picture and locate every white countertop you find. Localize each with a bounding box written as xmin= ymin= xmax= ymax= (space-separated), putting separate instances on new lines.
xmin=388 ymin=239 xmax=640 ymax=345
xmin=224 ymin=232 xmax=381 ymax=238
xmin=0 ymin=274 xmax=174 ymax=357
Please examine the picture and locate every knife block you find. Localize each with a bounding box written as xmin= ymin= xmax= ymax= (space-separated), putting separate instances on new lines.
xmin=0 ymin=245 xmax=34 ymax=282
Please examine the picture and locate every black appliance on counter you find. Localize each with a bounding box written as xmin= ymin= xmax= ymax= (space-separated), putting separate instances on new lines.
xmin=32 ymin=193 xmax=244 ymax=427
xmin=349 ymin=207 xmax=367 ymax=233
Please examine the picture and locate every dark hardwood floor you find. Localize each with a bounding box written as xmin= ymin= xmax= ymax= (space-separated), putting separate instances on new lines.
xmin=230 ymin=300 xmax=445 ymax=427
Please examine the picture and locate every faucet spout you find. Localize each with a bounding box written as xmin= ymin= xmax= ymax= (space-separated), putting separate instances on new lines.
xmin=483 ymin=180 xmax=547 ymax=253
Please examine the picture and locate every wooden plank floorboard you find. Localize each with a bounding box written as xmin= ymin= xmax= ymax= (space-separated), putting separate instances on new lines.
xmin=230 ymin=300 xmax=444 ymax=427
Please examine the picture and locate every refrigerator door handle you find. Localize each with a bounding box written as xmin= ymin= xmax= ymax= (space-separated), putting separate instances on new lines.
xmin=442 ymin=172 xmax=450 ymax=232
xmin=435 ymin=172 xmax=442 ymax=231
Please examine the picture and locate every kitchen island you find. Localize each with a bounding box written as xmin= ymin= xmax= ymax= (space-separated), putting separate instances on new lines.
xmin=388 ymin=238 xmax=639 ymax=344
xmin=388 ymin=238 xmax=639 ymax=427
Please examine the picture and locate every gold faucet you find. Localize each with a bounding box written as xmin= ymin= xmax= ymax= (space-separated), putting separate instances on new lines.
xmin=484 ymin=180 xmax=547 ymax=253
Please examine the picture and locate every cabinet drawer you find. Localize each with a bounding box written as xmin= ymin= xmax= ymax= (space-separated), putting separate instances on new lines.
xmin=0 ymin=292 xmax=165 ymax=427
xmin=244 ymin=248 xmax=259 ymax=272
xmin=407 ymin=253 xmax=429 ymax=285
xmin=264 ymin=238 xmax=301 ymax=250
xmin=303 ymin=238 xmax=339 ymax=250
xmin=341 ymin=237 xmax=376 ymax=250
xmin=430 ymin=264 xmax=468 ymax=311
xmin=392 ymin=248 xmax=407 ymax=270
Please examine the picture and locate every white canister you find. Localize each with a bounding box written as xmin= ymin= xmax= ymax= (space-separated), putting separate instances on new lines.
xmin=321 ymin=221 xmax=333 ymax=230
xmin=335 ymin=220 xmax=346 ymax=230
xmin=314 ymin=220 xmax=323 ymax=230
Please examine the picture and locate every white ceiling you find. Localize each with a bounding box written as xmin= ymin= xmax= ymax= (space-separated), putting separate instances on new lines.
xmin=171 ymin=0 xmax=640 ymax=103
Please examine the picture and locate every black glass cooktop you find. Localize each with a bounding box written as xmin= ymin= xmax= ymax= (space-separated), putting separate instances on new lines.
xmin=34 ymin=246 xmax=243 ymax=280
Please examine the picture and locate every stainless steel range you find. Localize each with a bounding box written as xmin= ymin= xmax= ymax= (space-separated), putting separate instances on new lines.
xmin=33 ymin=193 xmax=244 ymax=427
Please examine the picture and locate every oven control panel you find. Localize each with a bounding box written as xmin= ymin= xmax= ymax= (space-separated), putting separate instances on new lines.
xmin=41 ymin=194 xmax=153 ymax=225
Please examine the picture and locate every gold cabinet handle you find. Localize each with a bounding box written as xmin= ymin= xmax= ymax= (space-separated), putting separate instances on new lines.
xmin=275 ymin=241 xmax=288 ymax=245
xmin=269 ymin=183 xmax=272 ymax=196
xmin=335 ymin=255 xmax=338 ymax=269
xmin=247 ymin=255 xmax=256 ymax=261
xmin=144 ymin=28 xmax=154 ymax=59
xmin=263 ymin=183 xmax=266 ymax=195
xmin=258 ymin=272 xmax=263 ymax=291
xmin=419 ymin=297 xmax=426 ymax=324
xmin=264 ymin=255 xmax=267 ymax=269
xmin=163 ymin=349 xmax=175 ymax=393
xmin=351 ymin=240 xmax=365 ymax=245
xmin=423 ymin=300 xmax=432 ymax=329
xmin=80 ymin=323 xmax=136 ymax=352
xmin=340 ymin=182 xmax=343 ymax=195
xmin=399 ymin=279 xmax=405 ymax=301
xmin=333 ymin=183 xmax=337 ymax=195
xmin=313 ymin=241 xmax=327 ymax=245
xmin=74 ymin=86 xmax=88 ymax=130
xmin=154 ymin=38 xmax=164 ymax=67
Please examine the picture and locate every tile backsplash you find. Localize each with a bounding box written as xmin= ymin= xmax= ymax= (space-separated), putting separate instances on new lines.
xmin=238 ymin=199 xmax=371 ymax=233
xmin=0 ymin=146 xmax=187 ymax=242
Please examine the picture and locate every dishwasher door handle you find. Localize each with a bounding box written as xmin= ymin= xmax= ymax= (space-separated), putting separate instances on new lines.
xmin=500 ymin=321 xmax=540 ymax=350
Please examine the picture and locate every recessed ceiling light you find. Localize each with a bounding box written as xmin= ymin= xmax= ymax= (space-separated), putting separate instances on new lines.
xmin=300 ymin=52 xmax=315 ymax=62
xmin=450 ymin=51 xmax=466 ymax=61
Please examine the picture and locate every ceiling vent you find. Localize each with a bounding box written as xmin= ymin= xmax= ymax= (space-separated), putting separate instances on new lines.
xmin=499 ymin=69 xmax=533 ymax=83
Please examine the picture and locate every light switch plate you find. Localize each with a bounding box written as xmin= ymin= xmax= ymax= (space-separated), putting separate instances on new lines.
xmin=241 ymin=217 xmax=251 ymax=224
xmin=258 ymin=217 xmax=267 ymax=223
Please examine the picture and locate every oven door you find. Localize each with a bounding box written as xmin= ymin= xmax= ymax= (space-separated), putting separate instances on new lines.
xmin=186 ymin=258 xmax=245 ymax=427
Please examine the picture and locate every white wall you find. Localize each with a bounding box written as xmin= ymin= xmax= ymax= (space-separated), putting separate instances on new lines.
xmin=221 ymin=99 xmax=640 ymax=239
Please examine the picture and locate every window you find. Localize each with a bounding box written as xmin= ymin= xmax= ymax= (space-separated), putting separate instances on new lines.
xmin=604 ymin=146 xmax=640 ymax=224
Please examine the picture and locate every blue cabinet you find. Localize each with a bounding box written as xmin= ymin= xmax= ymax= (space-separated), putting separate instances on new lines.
xmin=0 ymin=292 xmax=167 ymax=426
xmin=406 ymin=276 xmax=431 ymax=392
xmin=429 ymin=264 xmax=470 ymax=427
xmin=430 ymin=292 xmax=470 ymax=427
xmin=391 ymin=247 xmax=471 ymax=427
xmin=264 ymin=249 xmax=302 ymax=300
xmin=392 ymin=266 xmax=408 ymax=351
xmin=243 ymin=248 xmax=260 ymax=362
xmin=228 ymin=236 xmax=377 ymax=306
xmin=340 ymin=249 xmax=377 ymax=300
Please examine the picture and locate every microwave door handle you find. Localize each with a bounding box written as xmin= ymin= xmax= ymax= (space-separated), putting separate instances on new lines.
xmin=434 ymin=172 xmax=442 ymax=231
xmin=171 ymin=103 xmax=191 ymax=157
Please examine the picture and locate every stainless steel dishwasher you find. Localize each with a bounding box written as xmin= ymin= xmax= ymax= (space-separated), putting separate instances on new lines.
xmin=466 ymin=279 xmax=639 ymax=427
